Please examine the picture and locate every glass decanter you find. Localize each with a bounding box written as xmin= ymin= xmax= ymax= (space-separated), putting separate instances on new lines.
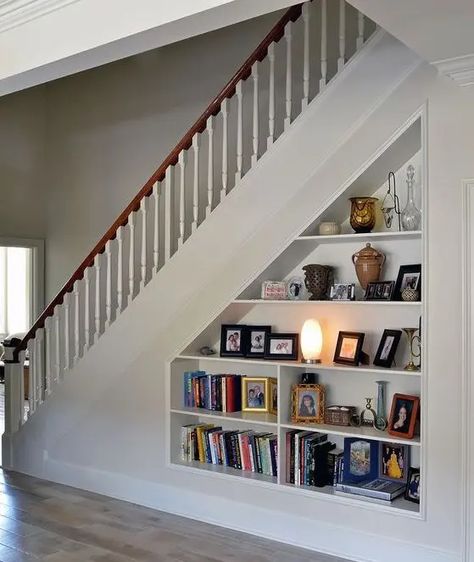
xmin=401 ymin=165 xmax=421 ymax=231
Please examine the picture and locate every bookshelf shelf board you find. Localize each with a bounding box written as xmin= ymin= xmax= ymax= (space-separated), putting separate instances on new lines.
xmin=176 ymin=355 xmax=422 ymax=377
xmin=170 ymin=407 xmax=278 ymax=426
xmin=232 ymin=299 xmax=422 ymax=306
xmin=280 ymin=422 xmax=421 ymax=446
xmin=172 ymin=460 xmax=277 ymax=486
xmin=296 ymin=231 xmax=422 ymax=243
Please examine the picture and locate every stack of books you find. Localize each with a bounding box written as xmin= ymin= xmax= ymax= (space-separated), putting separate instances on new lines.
xmin=183 ymin=371 xmax=242 ymax=412
xmin=181 ymin=424 xmax=278 ymax=477
xmin=285 ymin=430 xmax=335 ymax=487
xmin=334 ymin=479 xmax=405 ymax=502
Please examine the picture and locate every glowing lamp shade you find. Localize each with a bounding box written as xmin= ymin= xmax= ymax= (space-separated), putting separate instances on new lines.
xmin=301 ymin=319 xmax=323 ymax=364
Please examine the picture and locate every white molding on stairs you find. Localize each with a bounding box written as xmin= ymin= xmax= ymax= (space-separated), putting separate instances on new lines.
xmin=0 ymin=0 xmax=81 ymax=33
xmin=434 ymin=53 xmax=474 ymax=88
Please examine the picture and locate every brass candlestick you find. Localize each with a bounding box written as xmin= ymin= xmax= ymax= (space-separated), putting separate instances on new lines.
xmin=402 ymin=328 xmax=421 ymax=371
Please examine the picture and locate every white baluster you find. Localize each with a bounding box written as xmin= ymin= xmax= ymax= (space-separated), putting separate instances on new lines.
xmin=357 ymin=12 xmax=365 ymax=49
xmin=338 ymin=0 xmax=346 ymax=71
xmin=192 ymin=135 xmax=199 ymax=232
xmin=117 ymin=226 xmax=124 ymax=314
xmin=35 ymin=329 xmax=43 ymax=405
xmin=251 ymin=63 xmax=259 ymax=166
xmin=221 ymin=99 xmax=228 ymax=202
xmin=128 ymin=212 xmax=136 ymax=304
xmin=284 ymin=22 xmax=292 ymax=130
xmin=94 ymin=255 xmax=101 ymax=342
xmin=153 ymin=183 xmax=160 ymax=271
xmin=18 ymin=350 xmax=26 ymax=425
xmin=54 ymin=307 xmax=60 ymax=383
xmin=63 ymin=292 xmax=71 ymax=370
xmin=206 ymin=116 xmax=214 ymax=217
xmin=302 ymin=2 xmax=310 ymax=109
xmin=320 ymin=0 xmax=327 ymax=90
xmin=73 ymin=281 xmax=80 ymax=363
xmin=106 ymin=241 xmax=112 ymax=325
xmin=164 ymin=167 xmax=172 ymax=261
xmin=235 ymin=81 xmax=243 ymax=182
xmin=139 ymin=201 xmax=147 ymax=290
xmin=44 ymin=317 xmax=52 ymax=396
xmin=27 ymin=339 xmax=35 ymax=416
xmin=178 ymin=152 xmax=186 ymax=246
xmin=267 ymin=43 xmax=275 ymax=148
xmin=84 ymin=268 xmax=91 ymax=351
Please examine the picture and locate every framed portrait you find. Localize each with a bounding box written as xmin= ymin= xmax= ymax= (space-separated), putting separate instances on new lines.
xmin=342 ymin=438 xmax=379 ymax=484
xmin=246 ymin=325 xmax=271 ymax=358
xmin=286 ymin=277 xmax=305 ymax=300
xmin=379 ymin=442 xmax=409 ymax=483
xmin=330 ymin=283 xmax=355 ymax=301
xmin=404 ymin=467 xmax=420 ymax=503
xmin=269 ymin=378 xmax=278 ymax=415
xmin=241 ymin=377 xmax=272 ymax=412
xmin=220 ymin=324 xmax=247 ymax=357
xmin=291 ymin=383 xmax=325 ymax=423
xmin=264 ymin=333 xmax=299 ymax=361
xmin=388 ymin=393 xmax=420 ymax=439
xmin=333 ymin=331 xmax=365 ymax=366
xmin=373 ymin=329 xmax=402 ymax=368
xmin=364 ymin=281 xmax=395 ymax=301
xmin=393 ymin=265 xmax=421 ymax=301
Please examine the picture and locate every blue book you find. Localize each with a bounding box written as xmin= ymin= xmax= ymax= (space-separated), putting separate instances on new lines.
xmin=342 ymin=438 xmax=379 ymax=484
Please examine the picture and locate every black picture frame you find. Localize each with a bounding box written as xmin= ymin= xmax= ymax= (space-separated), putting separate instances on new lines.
xmin=373 ymin=329 xmax=402 ymax=368
xmin=393 ymin=265 xmax=421 ymax=301
xmin=404 ymin=467 xmax=420 ymax=504
xmin=330 ymin=283 xmax=355 ymax=301
xmin=264 ymin=333 xmax=299 ymax=361
xmin=364 ymin=281 xmax=395 ymax=301
xmin=333 ymin=331 xmax=365 ymax=366
xmin=220 ymin=324 xmax=248 ymax=357
xmin=246 ymin=326 xmax=272 ymax=358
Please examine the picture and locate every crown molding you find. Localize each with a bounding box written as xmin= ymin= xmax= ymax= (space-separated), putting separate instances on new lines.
xmin=434 ymin=53 xmax=474 ymax=87
xmin=0 ymin=0 xmax=81 ymax=33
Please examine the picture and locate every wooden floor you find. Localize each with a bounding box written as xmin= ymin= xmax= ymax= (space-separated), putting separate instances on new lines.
xmin=0 ymin=470 xmax=352 ymax=562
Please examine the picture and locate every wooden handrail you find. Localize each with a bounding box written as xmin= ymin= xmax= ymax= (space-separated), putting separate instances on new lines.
xmin=14 ymin=2 xmax=304 ymax=359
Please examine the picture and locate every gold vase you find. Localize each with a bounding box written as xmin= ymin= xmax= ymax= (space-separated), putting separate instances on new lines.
xmin=349 ymin=197 xmax=378 ymax=233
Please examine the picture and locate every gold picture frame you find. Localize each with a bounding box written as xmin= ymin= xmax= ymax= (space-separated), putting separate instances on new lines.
xmin=269 ymin=378 xmax=278 ymax=416
xmin=291 ymin=383 xmax=325 ymax=424
xmin=242 ymin=377 xmax=275 ymax=413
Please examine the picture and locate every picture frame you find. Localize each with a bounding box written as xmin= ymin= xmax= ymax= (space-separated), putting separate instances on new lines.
xmin=220 ymin=324 xmax=248 ymax=357
xmin=241 ymin=377 xmax=272 ymax=412
xmin=269 ymin=378 xmax=278 ymax=415
xmin=342 ymin=438 xmax=379 ymax=484
xmin=261 ymin=281 xmax=287 ymax=300
xmin=333 ymin=331 xmax=365 ymax=366
xmin=388 ymin=393 xmax=420 ymax=439
xmin=330 ymin=283 xmax=355 ymax=301
xmin=364 ymin=281 xmax=395 ymax=301
xmin=286 ymin=277 xmax=305 ymax=300
xmin=373 ymin=329 xmax=402 ymax=368
xmin=404 ymin=467 xmax=421 ymax=504
xmin=379 ymin=442 xmax=410 ymax=483
xmin=291 ymin=383 xmax=325 ymax=423
xmin=393 ymin=264 xmax=421 ymax=301
xmin=246 ymin=326 xmax=271 ymax=358
xmin=264 ymin=333 xmax=299 ymax=361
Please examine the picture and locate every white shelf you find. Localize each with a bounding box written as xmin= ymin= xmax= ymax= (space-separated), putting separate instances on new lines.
xmin=172 ymin=460 xmax=277 ymax=485
xmin=233 ymin=299 xmax=422 ymax=306
xmin=171 ymin=407 xmax=278 ymax=426
xmin=296 ymin=231 xmax=422 ymax=243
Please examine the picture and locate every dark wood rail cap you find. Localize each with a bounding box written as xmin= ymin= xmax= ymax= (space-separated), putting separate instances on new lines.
xmin=14 ymin=2 xmax=304 ymax=361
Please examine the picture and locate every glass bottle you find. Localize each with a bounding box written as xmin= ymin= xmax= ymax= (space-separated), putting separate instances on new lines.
xmin=401 ymin=165 xmax=421 ymax=231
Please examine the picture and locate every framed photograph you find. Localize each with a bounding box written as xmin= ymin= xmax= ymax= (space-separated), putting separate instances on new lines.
xmin=373 ymin=329 xmax=402 ymax=368
xmin=364 ymin=281 xmax=395 ymax=301
xmin=246 ymin=326 xmax=271 ymax=358
xmin=388 ymin=393 xmax=420 ymax=439
xmin=241 ymin=377 xmax=271 ymax=412
xmin=404 ymin=467 xmax=421 ymax=503
xmin=286 ymin=277 xmax=305 ymax=300
xmin=269 ymin=378 xmax=278 ymax=415
xmin=393 ymin=265 xmax=421 ymax=301
xmin=330 ymin=283 xmax=355 ymax=301
xmin=291 ymin=383 xmax=325 ymax=423
xmin=264 ymin=333 xmax=299 ymax=361
xmin=342 ymin=438 xmax=379 ymax=484
xmin=333 ymin=331 xmax=365 ymax=365
xmin=220 ymin=324 xmax=247 ymax=357
xmin=379 ymin=442 xmax=410 ymax=483
xmin=261 ymin=281 xmax=287 ymax=300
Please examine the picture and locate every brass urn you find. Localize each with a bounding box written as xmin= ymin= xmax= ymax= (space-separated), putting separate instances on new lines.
xmin=352 ymin=243 xmax=385 ymax=289
xmin=349 ymin=197 xmax=378 ymax=233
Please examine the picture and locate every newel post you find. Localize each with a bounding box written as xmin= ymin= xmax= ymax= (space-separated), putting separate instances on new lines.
xmin=2 ymin=339 xmax=24 ymax=468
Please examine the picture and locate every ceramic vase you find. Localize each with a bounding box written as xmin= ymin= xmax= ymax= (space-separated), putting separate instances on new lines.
xmin=349 ymin=197 xmax=378 ymax=233
xmin=352 ymin=243 xmax=385 ymax=289
xmin=303 ymin=264 xmax=333 ymax=300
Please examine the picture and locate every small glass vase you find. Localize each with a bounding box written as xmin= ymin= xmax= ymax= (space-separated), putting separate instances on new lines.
xmin=401 ymin=165 xmax=421 ymax=231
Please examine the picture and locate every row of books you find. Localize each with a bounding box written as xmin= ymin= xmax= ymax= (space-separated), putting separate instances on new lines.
xmin=181 ymin=424 xmax=278 ymax=477
xmin=183 ymin=371 xmax=242 ymax=412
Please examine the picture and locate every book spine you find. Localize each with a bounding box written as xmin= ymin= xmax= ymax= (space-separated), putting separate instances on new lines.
xmin=221 ymin=376 xmax=227 ymax=413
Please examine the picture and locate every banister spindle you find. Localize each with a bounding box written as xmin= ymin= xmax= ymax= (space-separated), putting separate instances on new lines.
xmin=251 ymin=63 xmax=259 ymax=166
xmin=267 ymin=42 xmax=275 ymax=148
xmin=73 ymin=281 xmax=80 ymax=363
xmin=206 ymin=116 xmax=214 ymax=217
xmin=221 ymin=98 xmax=228 ymax=202
xmin=105 ymin=240 xmax=113 ymax=324
xmin=94 ymin=255 xmax=101 ymax=342
xmin=116 ymin=226 xmax=124 ymax=314
xmin=164 ymin=166 xmax=172 ymax=261
xmin=357 ymin=12 xmax=365 ymax=49
xmin=320 ymin=0 xmax=327 ymax=90
xmin=178 ymin=151 xmax=186 ymax=246
xmin=284 ymin=22 xmax=292 ymax=130
xmin=338 ymin=0 xmax=346 ymax=71
xmin=192 ymin=135 xmax=200 ymax=232
xmin=153 ymin=183 xmax=160 ymax=271
xmin=18 ymin=350 xmax=26 ymax=425
xmin=235 ymin=81 xmax=243 ymax=182
xmin=27 ymin=339 xmax=35 ymax=416
xmin=35 ymin=329 xmax=43 ymax=405
xmin=54 ymin=307 xmax=60 ymax=383
xmin=302 ymin=2 xmax=310 ymax=109
xmin=84 ymin=267 xmax=91 ymax=351
xmin=139 ymin=201 xmax=147 ymax=290
xmin=63 ymin=292 xmax=71 ymax=370
xmin=128 ymin=212 xmax=136 ymax=304
xmin=44 ymin=317 xmax=52 ymax=396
